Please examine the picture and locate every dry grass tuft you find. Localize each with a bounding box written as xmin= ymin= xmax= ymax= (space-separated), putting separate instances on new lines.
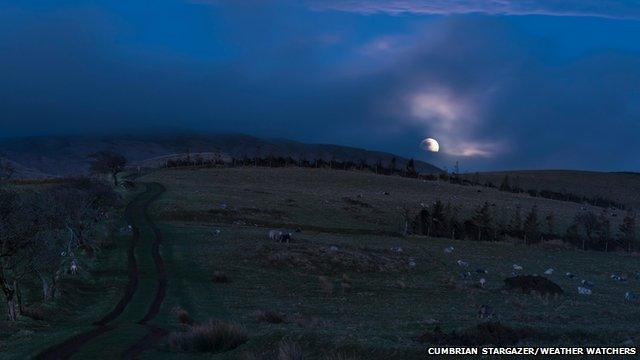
xmin=278 ymin=340 xmax=304 ymax=360
xmin=255 ymin=309 xmax=286 ymax=324
xmin=168 ymin=320 xmax=248 ymax=353
xmin=254 ymin=243 xmax=413 ymax=275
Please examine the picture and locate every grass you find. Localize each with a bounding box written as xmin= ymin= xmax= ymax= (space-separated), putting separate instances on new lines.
xmin=5 ymin=167 xmax=640 ymax=358
xmin=132 ymin=167 xmax=640 ymax=357
xmin=168 ymin=320 xmax=248 ymax=353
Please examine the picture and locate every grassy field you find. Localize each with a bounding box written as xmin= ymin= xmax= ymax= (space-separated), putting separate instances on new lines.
xmin=5 ymin=167 xmax=640 ymax=358
xmin=479 ymin=170 xmax=640 ymax=208
xmin=130 ymin=167 xmax=640 ymax=358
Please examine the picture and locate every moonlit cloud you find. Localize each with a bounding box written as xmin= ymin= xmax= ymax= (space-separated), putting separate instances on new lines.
xmin=312 ymin=0 xmax=640 ymax=20
xmin=407 ymin=89 xmax=504 ymax=158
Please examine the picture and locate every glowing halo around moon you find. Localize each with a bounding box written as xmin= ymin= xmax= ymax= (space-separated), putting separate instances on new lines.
xmin=420 ymin=138 xmax=440 ymax=153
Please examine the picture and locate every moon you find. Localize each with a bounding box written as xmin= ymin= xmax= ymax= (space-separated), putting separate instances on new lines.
xmin=420 ymin=138 xmax=440 ymax=153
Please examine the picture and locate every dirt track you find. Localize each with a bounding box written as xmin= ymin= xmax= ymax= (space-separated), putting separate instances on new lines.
xmin=35 ymin=183 xmax=168 ymax=360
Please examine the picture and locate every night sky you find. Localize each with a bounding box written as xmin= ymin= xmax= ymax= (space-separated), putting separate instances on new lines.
xmin=2 ymin=1 xmax=640 ymax=171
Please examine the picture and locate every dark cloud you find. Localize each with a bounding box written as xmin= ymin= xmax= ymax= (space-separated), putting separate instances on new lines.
xmin=1 ymin=2 xmax=640 ymax=171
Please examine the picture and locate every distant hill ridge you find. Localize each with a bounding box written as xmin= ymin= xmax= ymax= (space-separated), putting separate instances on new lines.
xmin=0 ymin=133 xmax=441 ymax=178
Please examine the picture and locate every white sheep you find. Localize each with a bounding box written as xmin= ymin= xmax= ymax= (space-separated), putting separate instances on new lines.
xmin=544 ymin=268 xmax=554 ymax=275
xmin=444 ymin=246 xmax=454 ymax=253
xmin=457 ymin=260 xmax=469 ymax=268
xmin=578 ymin=286 xmax=592 ymax=295
xmin=512 ymin=264 xmax=523 ymax=271
xmin=70 ymin=259 xmax=78 ymax=275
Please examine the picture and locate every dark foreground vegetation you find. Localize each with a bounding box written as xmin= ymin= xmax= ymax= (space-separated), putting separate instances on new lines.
xmin=0 ymin=177 xmax=120 ymax=321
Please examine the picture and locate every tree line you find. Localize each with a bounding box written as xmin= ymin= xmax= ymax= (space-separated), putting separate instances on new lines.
xmin=410 ymin=200 xmax=637 ymax=252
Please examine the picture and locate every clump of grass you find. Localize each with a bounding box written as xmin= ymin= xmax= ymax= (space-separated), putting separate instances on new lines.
xmin=212 ymin=271 xmax=229 ymax=283
xmin=173 ymin=307 xmax=193 ymax=325
xmin=278 ymin=340 xmax=304 ymax=360
xmin=326 ymin=352 xmax=360 ymax=360
xmin=255 ymin=310 xmax=286 ymax=324
xmin=318 ymin=276 xmax=333 ymax=296
xmin=169 ymin=320 xmax=248 ymax=353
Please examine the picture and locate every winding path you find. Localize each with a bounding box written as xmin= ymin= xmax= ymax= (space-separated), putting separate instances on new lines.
xmin=36 ymin=183 xmax=168 ymax=360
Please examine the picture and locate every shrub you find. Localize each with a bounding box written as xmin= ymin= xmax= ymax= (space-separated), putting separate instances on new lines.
xmin=169 ymin=320 xmax=248 ymax=353
xmin=174 ymin=307 xmax=193 ymax=325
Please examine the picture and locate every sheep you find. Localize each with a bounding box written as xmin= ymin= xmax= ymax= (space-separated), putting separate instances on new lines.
xmin=70 ymin=259 xmax=78 ymax=275
xmin=512 ymin=264 xmax=523 ymax=271
xmin=475 ymin=268 xmax=488 ymax=274
xmin=390 ymin=246 xmax=403 ymax=253
xmin=625 ymin=291 xmax=637 ymax=302
xmin=268 ymin=230 xmax=292 ymax=243
xmin=444 ymin=246 xmax=454 ymax=253
xmin=578 ymin=286 xmax=592 ymax=295
xmin=565 ymin=272 xmax=575 ymax=279
xmin=329 ymin=245 xmax=339 ymax=252
xmin=457 ymin=260 xmax=469 ymax=268
xmin=479 ymin=278 xmax=487 ymax=288
xmin=478 ymin=305 xmax=494 ymax=319
xmin=544 ymin=268 xmax=554 ymax=275
xmin=611 ymin=274 xmax=628 ymax=282
xmin=581 ymin=280 xmax=594 ymax=289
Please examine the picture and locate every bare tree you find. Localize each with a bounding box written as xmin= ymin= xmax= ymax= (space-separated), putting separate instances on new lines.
xmin=89 ymin=151 xmax=127 ymax=186
xmin=619 ymin=212 xmax=637 ymax=253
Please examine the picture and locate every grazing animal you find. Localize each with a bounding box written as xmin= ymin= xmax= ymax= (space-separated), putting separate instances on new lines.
xmin=444 ymin=246 xmax=454 ymax=253
xmin=581 ymin=280 xmax=594 ymax=289
xmin=329 ymin=245 xmax=339 ymax=252
xmin=476 ymin=268 xmax=488 ymax=274
xmin=479 ymin=278 xmax=487 ymax=288
xmin=268 ymin=230 xmax=292 ymax=243
xmin=566 ymin=272 xmax=575 ymax=279
xmin=478 ymin=305 xmax=494 ymax=319
xmin=212 ymin=229 xmax=221 ymax=236
xmin=390 ymin=246 xmax=403 ymax=253
xmin=457 ymin=260 xmax=469 ymax=268
xmin=625 ymin=291 xmax=637 ymax=302
xmin=512 ymin=264 xmax=523 ymax=271
xmin=408 ymin=260 xmax=417 ymax=268
xmin=611 ymin=274 xmax=628 ymax=282
xmin=578 ymin=286 xmax=592 ymax=295
xmin=70 ymin=259 xmax=78 ymax=275
xmin=544 ymin=268 xmax=554 ymax=275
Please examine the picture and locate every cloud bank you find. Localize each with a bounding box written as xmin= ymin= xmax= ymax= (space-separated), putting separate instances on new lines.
xmin=312 ymin=0 xmax=640 ymax=20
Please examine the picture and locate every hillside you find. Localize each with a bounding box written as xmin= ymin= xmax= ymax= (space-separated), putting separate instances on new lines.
xmin=0 ymin=134 xmax=441 ymax=178
xmin=477 ymin=170 xmax=640 ymax=209
xmin=5 ymin=167 xmax=640 ymax=359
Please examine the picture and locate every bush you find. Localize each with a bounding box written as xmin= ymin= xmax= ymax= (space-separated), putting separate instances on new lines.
xmin=503 ymin=275 xmax=563 ymax=295
xmin=169 ymin=320 xmax=248 ymax=353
